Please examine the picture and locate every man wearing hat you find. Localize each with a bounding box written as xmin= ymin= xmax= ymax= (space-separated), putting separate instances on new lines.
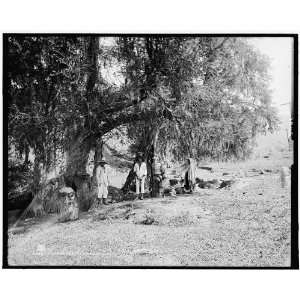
xmin=133 ymin=152 xmax=147 ymax=200
xmin=95 ymin=159 xmax=109 ymax=205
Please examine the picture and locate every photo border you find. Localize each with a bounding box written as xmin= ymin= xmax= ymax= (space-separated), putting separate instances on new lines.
xmin=2 ymin=33 xmax=298 ymax=269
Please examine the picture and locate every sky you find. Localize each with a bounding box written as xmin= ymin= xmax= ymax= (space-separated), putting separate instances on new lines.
xmin=247 ymin=37 xmax=293 ymax=150
xmin=247 ymin=37 xmax=293 ymax=129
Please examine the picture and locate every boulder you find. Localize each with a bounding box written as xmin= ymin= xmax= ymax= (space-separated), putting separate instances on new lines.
xmin=219 ymin=179 xmax=236 ymax=189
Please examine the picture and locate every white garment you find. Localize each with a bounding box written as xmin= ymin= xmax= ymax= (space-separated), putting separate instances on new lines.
xmin=134 ymin=162 xmax=147 ymax=194
xmin=136 ymin=177 xmax=145 ymax=194
xmin=97 ymin=184 xmax=108 ymax=198
xmin=96 ymin=165 xmax=109 ymax=198
xmin=134 ymin=162 xmax=147 ymax=179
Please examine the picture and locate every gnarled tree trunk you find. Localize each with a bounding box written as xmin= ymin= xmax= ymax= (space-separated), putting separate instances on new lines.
xmin=64 ymin=131 xmax=95 ymax=211
xmin=62 ymin=36 xmax=101 ymax=211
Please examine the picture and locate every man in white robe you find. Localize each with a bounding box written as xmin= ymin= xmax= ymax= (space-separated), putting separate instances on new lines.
xmin=133 ymin=154 xmax=147 ymax=200
xmin=95 ymin=159 xmax=109 ymax=205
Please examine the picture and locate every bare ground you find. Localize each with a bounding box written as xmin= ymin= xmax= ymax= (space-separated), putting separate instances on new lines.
xmin=8 ymin=153 xmax=292 ymax=267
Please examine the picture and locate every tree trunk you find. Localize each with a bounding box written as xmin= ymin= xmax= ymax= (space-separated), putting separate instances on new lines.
xmin=63 ymin=36 xmax=100 ymax=211
xmin=92 ymin=138 xmax=104 ymax=181
xmin=122 ymin=121 xmax=162 ymax=195
xmin=64 ymin=131 xmax=95 ymax=211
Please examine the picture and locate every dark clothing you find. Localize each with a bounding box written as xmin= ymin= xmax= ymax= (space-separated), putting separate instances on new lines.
xmin=184 ymin=171 xmax=190 ymax=190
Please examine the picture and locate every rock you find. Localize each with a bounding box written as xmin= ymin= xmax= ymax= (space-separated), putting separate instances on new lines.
xmin=219 ymin=180 xmax=236 ymax=189
xmin=210 ymin=179 xmax=219 ymax=184
xmin=222 ymin=172 xmax=230 ymax=176
xmin=194 ymin=186 xmax=202 ymax=192
xmin=205 ymin=183 xmax=213 ymax=189
xmin=93 ymin=213 xmax=107 ymax=221
xmin=133 ymin=209 xmax=156 ymax=225
xmin=124 ymin=210 xmax=135 ymax=220
xmin=175 ymin=187 xmax=184 ymax=194
xmin=58 ymin=203 xmax=79 ymax=222
xmin=169 ymin=178 xmax=180 ymax=186
xmin=199 ymin=166 xmax=213 ymax=172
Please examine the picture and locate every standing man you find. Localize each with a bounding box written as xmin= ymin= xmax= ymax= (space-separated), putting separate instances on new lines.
xmin=134 ymin=153 xmax=147 ymax=200
xmin=95 ymin=159 xmax=109 ymax=205
xmin=183 ymin=158 xmax=196 ymax=193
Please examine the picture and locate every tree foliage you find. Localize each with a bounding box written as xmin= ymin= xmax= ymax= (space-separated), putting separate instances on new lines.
xmin=6 ymin=35 xmax=280 ymax=203
xmin=123 ymin=37 xmax=279 ymax=161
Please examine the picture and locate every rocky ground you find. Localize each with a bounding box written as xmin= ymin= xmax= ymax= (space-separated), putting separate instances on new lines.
xmin=7 ymin=150 xmax=292 ymax=267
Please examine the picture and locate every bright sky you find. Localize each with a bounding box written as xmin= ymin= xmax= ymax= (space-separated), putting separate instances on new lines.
xmin=247 ymin=37 xmax=293 ymax=123
xmin=247 ymin=37 xmax=293 ymax=148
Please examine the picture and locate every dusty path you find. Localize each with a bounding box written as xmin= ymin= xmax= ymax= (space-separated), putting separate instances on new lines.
xmin=8 ymin=167 xmax=291 ymax=266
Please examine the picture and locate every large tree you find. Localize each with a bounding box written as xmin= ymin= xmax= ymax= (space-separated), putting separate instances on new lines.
xmin=119 ymin=37 xmax=279 ymax=191
xmin=6 ymin=35 xmax=279 ymax=209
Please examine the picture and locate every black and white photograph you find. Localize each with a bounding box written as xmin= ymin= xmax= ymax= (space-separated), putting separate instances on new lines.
xmin=2 ymin=34 xmax=297 ymax=268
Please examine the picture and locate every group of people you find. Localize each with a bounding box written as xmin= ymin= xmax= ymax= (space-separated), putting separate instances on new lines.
xmin=93 ymin=153 xmax=196 ymax=206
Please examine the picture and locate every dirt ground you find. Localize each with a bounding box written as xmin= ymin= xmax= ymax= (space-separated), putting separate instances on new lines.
xmin=7 ymin=151 xmax=292 ymax=267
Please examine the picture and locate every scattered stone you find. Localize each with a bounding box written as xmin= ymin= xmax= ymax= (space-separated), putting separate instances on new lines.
xmin=199 ymin=166 xmax=213 ymax=172
xmin=219 ymin=180 xmax=236 ymax=189
xmin=134 ymin=211 xmax=156 ymax=225
xmin=195 ymin=178 xmax=220 ymax=189
xmin=175 ymin=187 xmax=184 ymax=194
xmin=124 ymin=209 xmax=135 ymax=220
xmin=93 ymin=213 xmax=107 ymax=221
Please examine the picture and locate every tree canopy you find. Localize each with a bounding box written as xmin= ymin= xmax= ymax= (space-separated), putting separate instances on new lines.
xmin=6 ymin=35 xmax=279 ymax=194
